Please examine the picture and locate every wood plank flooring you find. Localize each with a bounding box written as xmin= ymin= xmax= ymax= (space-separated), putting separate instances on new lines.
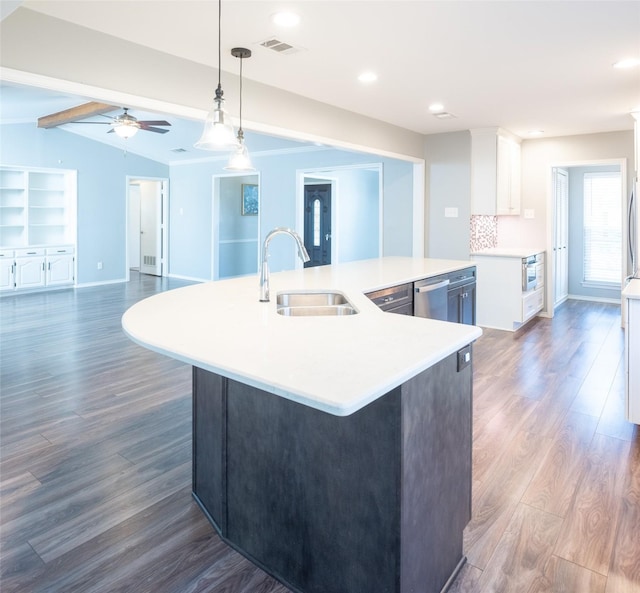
xmin=1 ymin=277 xmax=639 ymax=593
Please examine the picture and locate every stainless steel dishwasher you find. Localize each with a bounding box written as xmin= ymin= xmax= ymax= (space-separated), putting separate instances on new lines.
xmin=414 ymin=275 xmax=450 ymax=320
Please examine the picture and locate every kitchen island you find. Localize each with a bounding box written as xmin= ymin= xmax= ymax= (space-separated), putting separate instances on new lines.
xmin=122 ymin=257 xmax=482 ymax=593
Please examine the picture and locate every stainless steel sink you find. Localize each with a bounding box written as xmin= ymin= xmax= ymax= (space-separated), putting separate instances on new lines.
xmin=277 ymin=305 xmax=357 ymax=316
xmin=277 ymin=291 xmax=349 ymax=307
xmin=276 ymin=291 xmax=358 ymax=316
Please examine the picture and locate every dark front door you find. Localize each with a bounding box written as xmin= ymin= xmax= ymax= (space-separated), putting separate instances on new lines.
xmin=303 ymin=184 xmax=331 ymax=268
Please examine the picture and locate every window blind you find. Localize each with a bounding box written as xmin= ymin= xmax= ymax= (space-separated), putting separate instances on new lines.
xmin=583 ymin=172 xmax=622 ymax=285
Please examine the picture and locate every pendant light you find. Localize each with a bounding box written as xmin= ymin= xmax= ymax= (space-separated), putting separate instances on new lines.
xmin=225 ymin=47 xmax=255 ymax=171
xmin=194 ymin=0 xmax=237 ymax=150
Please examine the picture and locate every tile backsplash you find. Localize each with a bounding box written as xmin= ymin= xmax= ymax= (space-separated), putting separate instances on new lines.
xmin=470 ymin=215 xmax=498 ymax=253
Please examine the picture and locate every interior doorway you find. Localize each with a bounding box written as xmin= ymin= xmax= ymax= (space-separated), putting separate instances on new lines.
xmin=212 ymin=173 xmax=260 ymax=280
xmin=298 ymin=164 xmax=382 ymax=266
xmin=549 ymin=160 xmax=626 ymax=311
xmin=127 ymin=177 xmax=167 ymax=278
xmin=303 ymin=182 xmax=332 ymax=267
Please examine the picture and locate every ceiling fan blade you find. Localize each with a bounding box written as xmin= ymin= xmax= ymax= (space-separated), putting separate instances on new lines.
xmin=139 ymin=125 xmax=170 ymax=134
xmin=138 ymin=120 xmax=171 ymax=127
xmin=67 ymin=121 xmax=111 ymax=124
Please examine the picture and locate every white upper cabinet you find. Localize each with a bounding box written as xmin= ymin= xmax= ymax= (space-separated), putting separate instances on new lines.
xmin=471 ymin=128 xmax=521 ymax=216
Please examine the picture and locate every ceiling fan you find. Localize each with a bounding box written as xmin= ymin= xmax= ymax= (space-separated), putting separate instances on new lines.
xmin=37 ymin=102 xmax=172 ymax=138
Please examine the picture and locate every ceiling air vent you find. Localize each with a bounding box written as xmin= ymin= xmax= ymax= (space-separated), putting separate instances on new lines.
xmin=259 ymin=37 xmax=301 ymax=55
xmin=432 ymin=112 xmax=456 ymax=120
xmin=170 ymin=148 xmax=188 ymax=153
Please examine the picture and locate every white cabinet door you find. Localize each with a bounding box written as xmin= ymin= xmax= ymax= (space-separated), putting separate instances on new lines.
xmin=0 ymin=257 xmax=14 ymax=291
xmin=15 ymin=256 xmax=45 ymax=288
xmin=46 ymin=254 xmax=74 ymax=285
xmin=471 ymin=128 xmax=521 ymax=216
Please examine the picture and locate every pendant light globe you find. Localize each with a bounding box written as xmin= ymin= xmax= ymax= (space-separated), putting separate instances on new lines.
xmin=194 ymin=0 xmax=238 ymax=151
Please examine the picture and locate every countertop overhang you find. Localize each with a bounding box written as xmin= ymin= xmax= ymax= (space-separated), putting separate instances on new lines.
xmin=122 ymin=257 xmax=482 ymax=416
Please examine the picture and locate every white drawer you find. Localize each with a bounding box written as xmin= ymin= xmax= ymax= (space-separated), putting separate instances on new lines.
xmin=522 ymin=288 xmax=544 ymax=322
xmin=45 ymin=245 xmax=75 ymax=255
xmin=14 ymin=247 xmax=46 ymax=257
xmin=0 ymin=249 xmax=14 ymax=258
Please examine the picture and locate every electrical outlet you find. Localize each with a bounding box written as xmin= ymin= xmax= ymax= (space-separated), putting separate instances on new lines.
xmin=97 ymin=262 xmax=103 ymax=270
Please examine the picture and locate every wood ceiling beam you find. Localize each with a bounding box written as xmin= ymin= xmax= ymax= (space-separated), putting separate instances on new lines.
xmin=37 ymin=102 xmax=117 ymax=129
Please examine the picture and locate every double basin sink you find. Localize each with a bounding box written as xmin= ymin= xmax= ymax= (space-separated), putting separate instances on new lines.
xmin=276 ymin=291 xmax=358 ymax=317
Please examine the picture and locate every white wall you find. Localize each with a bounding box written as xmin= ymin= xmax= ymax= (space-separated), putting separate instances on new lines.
xmin=424 ymin=131 xmax=471 ymax=259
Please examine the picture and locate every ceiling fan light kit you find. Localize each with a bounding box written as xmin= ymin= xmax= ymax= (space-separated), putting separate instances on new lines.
xmin=112 ymin=109 xmax=141 ymax=138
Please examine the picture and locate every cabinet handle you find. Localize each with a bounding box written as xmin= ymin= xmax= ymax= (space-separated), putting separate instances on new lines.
xmin=415 ymin=279 xmax=450 ymax=293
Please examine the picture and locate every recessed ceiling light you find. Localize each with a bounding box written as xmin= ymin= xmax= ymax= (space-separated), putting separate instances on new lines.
xmin=428 ymin=103 xmax=444 ymax=112
xmin=272 ymin=12 xmax=300 ymax=27
xmin=528 ymin=130 xmax=544 ymax=136
xmin=358 ymin=71 xmax=378 ymax=83
xmin=613 ymin=58 xmax=640 ymax=69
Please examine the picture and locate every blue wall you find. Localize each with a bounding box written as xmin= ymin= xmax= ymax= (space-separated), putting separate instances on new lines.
xmin=1 ymin=124 xmax=414 ymax=286
xmin=0 ymin=123 xmax=168 ymax=285
xmin=169 ymin=149 xmax=414 ymax=280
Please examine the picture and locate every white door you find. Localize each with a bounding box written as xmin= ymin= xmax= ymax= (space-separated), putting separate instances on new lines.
xmin=553 ymin=168 xmax=569 ymax=306
xmin=139 ymin=180 xmax=163 ymax=276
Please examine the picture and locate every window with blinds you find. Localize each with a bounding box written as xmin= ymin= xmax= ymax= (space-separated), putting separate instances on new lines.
xmin=583 ymin=171 xmax=622 ymax=286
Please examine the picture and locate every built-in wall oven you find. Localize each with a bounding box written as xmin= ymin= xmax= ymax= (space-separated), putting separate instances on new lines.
xmin=522 ymin=254 xmax=543 ymax=291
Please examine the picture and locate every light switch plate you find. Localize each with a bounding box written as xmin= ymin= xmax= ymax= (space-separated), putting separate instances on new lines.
xmin=444 ymin=207 xmax=459 ymax=218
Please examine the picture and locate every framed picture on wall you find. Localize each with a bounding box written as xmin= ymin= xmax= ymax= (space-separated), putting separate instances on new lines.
xmin=242 ymin=184 xmax=259 ymax=216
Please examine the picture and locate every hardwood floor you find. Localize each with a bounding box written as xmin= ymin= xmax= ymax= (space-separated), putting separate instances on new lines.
xmin=1 ymin=278 xmax=639 ymax=592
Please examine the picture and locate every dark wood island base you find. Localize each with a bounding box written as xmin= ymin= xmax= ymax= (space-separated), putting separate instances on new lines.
xmin=192 ymin=348 xmax=473 ymax=593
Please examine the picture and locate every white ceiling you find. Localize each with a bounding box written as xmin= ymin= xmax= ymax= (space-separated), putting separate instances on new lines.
xmin=10 ymin=0 xmax=640 ymax=140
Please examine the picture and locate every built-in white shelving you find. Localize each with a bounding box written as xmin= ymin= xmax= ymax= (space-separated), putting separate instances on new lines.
xmin=0 ymin=165 xmax=77 ymax=292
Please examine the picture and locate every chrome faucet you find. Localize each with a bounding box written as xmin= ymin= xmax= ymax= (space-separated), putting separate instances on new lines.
xmin=259 ymin=227 xmax=310 ymax=302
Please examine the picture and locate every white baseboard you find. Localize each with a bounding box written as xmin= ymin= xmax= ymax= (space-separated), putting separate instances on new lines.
xmin=567 ymin=294 xmax=621 ymax=305
xmin=76 ymin=278 xmax=127 ymax=288
xmin=166 ymin=273 xmax=207 ymax=283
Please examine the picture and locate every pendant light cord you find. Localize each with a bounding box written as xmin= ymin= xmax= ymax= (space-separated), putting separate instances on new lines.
xmin=238 ymin=55 xmax=244 ymax=136
xmin=215 ymin=0 xmax=223 ymax=100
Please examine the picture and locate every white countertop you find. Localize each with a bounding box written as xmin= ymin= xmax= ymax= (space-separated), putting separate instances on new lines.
xmin=623 ymin=278 xmax=640 ymax=300
xmin=471 ymin=247 xmax=545 ymax=258
xmin=122 ymin=257 xmax=482 ymax=416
